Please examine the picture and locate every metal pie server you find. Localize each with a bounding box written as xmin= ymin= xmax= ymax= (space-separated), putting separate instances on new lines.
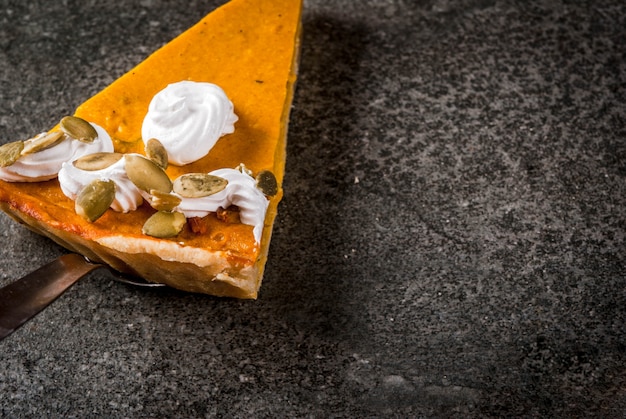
xmin=0 ymin=253 xmax=164 ymax=341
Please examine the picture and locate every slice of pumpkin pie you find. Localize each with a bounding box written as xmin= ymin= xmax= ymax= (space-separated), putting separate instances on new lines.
xmin=0 ymin=0 xmax=303 ymax=299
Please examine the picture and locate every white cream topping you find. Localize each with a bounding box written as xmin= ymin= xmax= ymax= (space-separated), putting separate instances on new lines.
xmin=141 ymin=81 xmax=238 ymax=166
xmin=0 ymin=123 xmax=114 ymax=182
xmin=59 ymin=161 xmax=268 ymax=242
xmin=58 ymin=154 xmax=143 ymax=213
xmin=174 ymin=168 xmax=269 ymax=243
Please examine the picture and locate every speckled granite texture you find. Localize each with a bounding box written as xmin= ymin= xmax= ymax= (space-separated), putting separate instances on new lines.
xmin=0 ymin=0 xmax=625 ymax=417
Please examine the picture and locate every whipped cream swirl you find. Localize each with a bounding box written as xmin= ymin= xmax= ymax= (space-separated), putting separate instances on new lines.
xmin=175 ymin=168 xmax=269 ymax=243
xmin=0 ymin=123 xmax=114 ymax=182
xmin=58 ymin=154 xmax=143 ymax=213
xmin=141 ymin=81 xmax=238 ymax=166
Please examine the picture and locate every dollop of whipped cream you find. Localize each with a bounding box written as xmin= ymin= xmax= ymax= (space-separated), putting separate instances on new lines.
xmin=0 ymin=123 xmax=114 ymax=182
xmin=58 ymin=154 xmax=143 ymax=213
xmin=141 ymin=81 xmax=238 ymax=166
xmin=174 ymin=168 xmax=269 ymax=243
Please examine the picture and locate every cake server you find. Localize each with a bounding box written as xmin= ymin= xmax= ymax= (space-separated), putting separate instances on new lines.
xmin=0 ymin=253 xmax=164 ymax=341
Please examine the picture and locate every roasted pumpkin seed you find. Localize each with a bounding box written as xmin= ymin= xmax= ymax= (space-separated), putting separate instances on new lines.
xmin=21 ymin=131 xmax=65 ymax=155
xmin=73 ymin=152 xmax=124 ymax=171
xmin=0 ymin=141 xmax=25 ymax=167
xmin=124 ymin=154 xmax=172 ymax=194
xmin=256 ymin=170 xmax=278 ymax=196
xmin=142 ymin=210 xmax=186 ymax=238
xmin=75 ymin=179 xmax=116 ymax=222
xmin=172 ymin=173 xmax=228 ymax=198
xmin=147 ymin=189 xmax=182 ymax=212
xmin=60 ymin=115 xmax=98 ymax=143
xmin=145 ymin=138 xmax=168 ymax=170
xmin=235 ymin=163 xmax=253 ymax=177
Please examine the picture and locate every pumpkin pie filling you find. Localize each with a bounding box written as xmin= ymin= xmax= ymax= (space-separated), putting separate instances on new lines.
xmin=0 ymin=0 xmax=303 ymax=299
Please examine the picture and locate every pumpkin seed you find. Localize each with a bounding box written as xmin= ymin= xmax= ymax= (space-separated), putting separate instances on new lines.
xmin=147 ymin=189 xmax=182 ymax=212
xmin=75 ymin=179 xmax=116 ymax=222
xmin=142 ymin=210 xmax=186 ymax=238
xmin=124 ymin=154 xmax=172 ymax=194
xmin=0 ymin=141 xmax=25 ymax=167
xmin=172 ymin=173 xmax=228 ymax=198
xmin=73 ymin=152 xmax=124 ymax=171
xmin=256 ymin=170 xmax=278 ymax=196
xmin=21 ymin=131 xmax=65 ymax=155
xmin=60 ymin=115 xmax=98 ymax=143
xmin=235 ymin=163 xmax=253 ymax=176
xmin=145 ymin=138 xmax=168 ymax=170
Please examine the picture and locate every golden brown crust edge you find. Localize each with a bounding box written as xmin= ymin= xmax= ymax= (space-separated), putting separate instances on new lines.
xmin=1 ymin=202 xmax=259 ymax=298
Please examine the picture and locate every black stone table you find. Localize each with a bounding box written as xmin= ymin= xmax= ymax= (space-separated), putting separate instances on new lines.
xmin=1 ymin=0 xmax=624 ymax=417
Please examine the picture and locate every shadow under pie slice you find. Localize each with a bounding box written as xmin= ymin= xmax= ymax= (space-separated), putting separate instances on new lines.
xmin=0 ymin=0 xmax=303 ymax=299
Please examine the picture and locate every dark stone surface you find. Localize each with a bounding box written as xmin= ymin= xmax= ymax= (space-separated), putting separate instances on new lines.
xmin=1 ymin=0 xmax=625 ymax=417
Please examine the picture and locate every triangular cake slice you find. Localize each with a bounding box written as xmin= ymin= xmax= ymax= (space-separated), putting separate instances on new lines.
xmin=0 ymin=0 xmax=302 ymax=299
